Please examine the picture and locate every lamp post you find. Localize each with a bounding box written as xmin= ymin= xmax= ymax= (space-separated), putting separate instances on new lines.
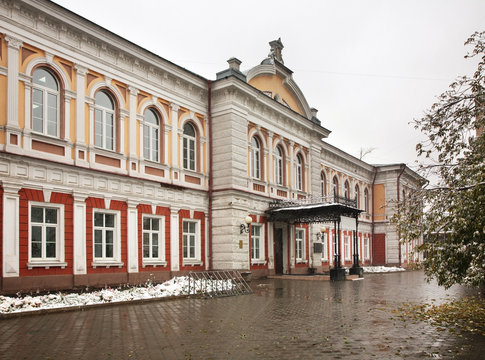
xmin=240 ymin=215 xmax=252 ymax=234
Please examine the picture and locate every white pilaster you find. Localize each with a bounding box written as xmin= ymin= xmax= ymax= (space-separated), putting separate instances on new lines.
xmin=128 ymin=86 xmax=138 ymax=158
xmin=267 ymin=131 xmax=274 ymax=187
xmin=127 ymin=200 xmax=139 ymax=273
xmin=170 ymin=103 xmax=179 ymax=170
xmin=73 ymin=193 xmax=87 ymax=275
xmin=289 ymin=141 xmax=295 ymax=192
xmin=5 ymin=35 xmax=22 ymax=129
xmin=2 ymin=182 xmax=21 ymax=277
xmin=170 ymin=208 xmax=180 ymax=271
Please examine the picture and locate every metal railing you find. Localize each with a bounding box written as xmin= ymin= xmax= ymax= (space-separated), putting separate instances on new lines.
xmin=187 ymin=270 xmax=252 ymax=298
xmin=268 ymin=193 xmax=358 ymax=210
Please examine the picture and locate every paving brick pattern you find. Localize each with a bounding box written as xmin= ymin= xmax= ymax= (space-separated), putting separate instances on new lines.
xmin=0 ymin=271 xmax=484 ymax=359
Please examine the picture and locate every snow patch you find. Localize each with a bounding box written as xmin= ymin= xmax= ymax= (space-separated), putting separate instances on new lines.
xmin=363 ymin=266 xmax=406 ymax=273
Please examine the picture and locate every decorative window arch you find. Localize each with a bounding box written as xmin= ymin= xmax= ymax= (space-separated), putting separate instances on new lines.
xmin=94 ymin=90 xmax=116 ymax=151
xmin=296 ymin=153 xmax=304 ymax=191
xmin=250 ymin=136 xmax=262 ymax=180
xmin=332 ymin=176 xmax=339 ymax=197
xmin=183 ymin=122 xmax=197 ymax=171
xmin=274 ymin=145 xmax=285 ymax=186
xmin=320 ymin=171 xmax=327 ymax=198
xmin=355 ymin=184 xmax=361 ymax=209
xmin=344 ymin=180 xmax=350 ymax=199
xmin=143 ymin=107 xmax=161 ymax=162
xmin=32 ymin=67 xmax=61 ymax=137
xmin=364 ymin=188 xmax=369 ymax=213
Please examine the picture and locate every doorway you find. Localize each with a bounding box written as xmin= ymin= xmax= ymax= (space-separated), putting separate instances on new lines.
xmin=274 ymin=227 xmax=283 ymax=274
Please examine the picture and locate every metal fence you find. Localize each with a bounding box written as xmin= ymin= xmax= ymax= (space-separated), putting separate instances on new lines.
xmin=187 ymin=270 xmax=252 ymax=298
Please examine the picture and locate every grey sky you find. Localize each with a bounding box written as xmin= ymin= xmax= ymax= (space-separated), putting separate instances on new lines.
xmin=53 ymin=0 xmax=485 ymax=168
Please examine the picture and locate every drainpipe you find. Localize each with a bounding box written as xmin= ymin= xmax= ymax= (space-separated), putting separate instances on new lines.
xmin=371 ymin=167 xmax=377 ymax=265
xmin=396 ymin=164 xmax=406 ymax=267
xmin=207 ymin=80 xmax=213 ymax=271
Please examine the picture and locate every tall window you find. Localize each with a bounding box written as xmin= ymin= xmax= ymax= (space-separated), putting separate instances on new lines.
xmin=364 ymin=188 xmax=369 ymax=213
xmin=182 ymin=220 xmax=198 ymax=260
xmin=30 ymin=205 xmax=60 ymax=260
xmin=183 ymin=123 xmax=196 ymax=171
xmin=296 ymin=228 xmax=305 ymax=261
xmin=32 ymin=68 xmax=59 ymax=137
xmin=93 ymin=211 xmax=116 ymax=260
xmin=355 ymin=185 xmax=360 ymax=209
xmin=250 ymin=136 xmax=261 ymax=179
xmin=144 ymin=108 xmax=160 ymax=162
xmin=344 ymin=181 xmax=350 ymax=199
xmin=94 ymin=91 xmax=115 ymax=151
xmin=332 ymin=176 xmax=339 ymax=197
xmin=251 ymin=224 xmax=264 ymax=262
xmin=320 ymin=172 xmax=327 ymax=198
xmin=364 ymin=235 xmax=370 ymax=259
xmin=321 ymin=231 xmax=328 ymax=261
xmin=296 ymin=154 xmax=303 ymax=191
xmin=344 ymin=235 xmax=351 ymax=261
xmin=274 ymin=146 xmax=284 ymax=185
xmin=142 ymin=216 xmax=164 ymax=261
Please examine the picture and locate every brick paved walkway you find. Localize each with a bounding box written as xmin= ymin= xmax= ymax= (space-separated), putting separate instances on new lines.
xmin=0 ymin=271 xmax=484 ymax=359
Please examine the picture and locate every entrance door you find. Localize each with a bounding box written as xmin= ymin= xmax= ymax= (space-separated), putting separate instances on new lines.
xmin=373 ymin=233 xmax=386 ymax=265
xmin=274 ymin=228 xmax=283 ymax=274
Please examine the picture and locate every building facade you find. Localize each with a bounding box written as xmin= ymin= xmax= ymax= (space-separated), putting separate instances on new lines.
xmin=0 ymin=0 xmax=422 ymax=293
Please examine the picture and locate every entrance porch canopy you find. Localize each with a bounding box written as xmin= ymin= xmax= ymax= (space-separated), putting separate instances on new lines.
xmin=265 ymin=195 xmax=362 ymax=224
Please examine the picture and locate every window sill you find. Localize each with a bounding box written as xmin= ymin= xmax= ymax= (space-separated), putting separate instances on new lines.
xmin=182 ymin=260 xmax=203 ymax=267
xmin=91 ymin=261 xmax=124 ymax=269
xmin=93 ymin=147 xmax=125 ymax=160
xmin=251 ymin=260 xmax=267 ymax=266
xmin=30 ymin=132 xmax=68 ymax=145
xmin=27 ymin=262 xmax=67 ymax=270
xmin=296 ymin=260 xmax=308 ymax=264
xmin=142 ymin=261 xmax=167 ymax=268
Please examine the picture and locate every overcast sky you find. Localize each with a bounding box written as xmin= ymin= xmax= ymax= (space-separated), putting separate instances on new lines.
xmin=52 ymin=0 xmax=485 ymax=169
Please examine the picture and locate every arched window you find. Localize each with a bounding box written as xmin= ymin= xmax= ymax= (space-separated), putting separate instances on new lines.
xmin=144 ymin=108 xmax=160 ymax=162
xmin=332 ymin=176 xmax=339 ymax=197
xmin=296 ymin=154 xmax=303 ymax=191
xmin=183 ymin=122 xmax=196 ymax=171
xmin=94 ymin=90 xmax=115 ymax=151
xmin=250 ymin=136 xmax=261 ymax=179
xmin=320 ymin=172 xmax=327 ymax=198
xmin=364 ymin=188 xmax=369 ymax=213
xmin=344 ymin=181 xmax=350 ymax=199
xmin=274 ymin=146 xmax=284 ymax=185
xmin=32 ymin=68 xmax=60 ymax=137
xmin=355 ymin=184 xmax=360 ymax=209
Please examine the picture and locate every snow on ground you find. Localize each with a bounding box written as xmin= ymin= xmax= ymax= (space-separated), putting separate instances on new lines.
xmin=363 ymin=266 xmax=406 ymax=273
xmin=0 ymin=276 xmax=234 ymax=314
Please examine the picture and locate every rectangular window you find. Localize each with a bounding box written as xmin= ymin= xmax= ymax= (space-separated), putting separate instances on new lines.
xmin=182 ymin=220 xmax=198 ymax=260
xmin=344 ymin=235 xmax=351 ymax=261
xmin=142 ymin=216 xmax=164 ymax=263
xmin=321 ymin=232 xmax=328 ymax=261
xmin=364 ymin=236 xmax=369 ymax=260
xmin=29 ymin=202 xmax=65 ymax=267
xmin=251 ymin=224 xmax=265 ymax=263
xmin=296 ymin=228 xmax=305 ymax=261
xmin=93 ymin=211 xmax=118 ymax=262
xmin=183 ymin=138 xmax=196 ymax=171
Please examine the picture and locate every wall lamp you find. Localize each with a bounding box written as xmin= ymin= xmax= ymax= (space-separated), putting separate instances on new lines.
xmin=240 ymin=215 xmax=253 ymax=234
xmin=316 ymin=226 xmax=327 ymax=240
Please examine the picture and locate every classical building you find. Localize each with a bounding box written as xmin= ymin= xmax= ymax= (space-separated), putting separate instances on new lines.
xmin=0 ymin=0 xmax=422 ymax=293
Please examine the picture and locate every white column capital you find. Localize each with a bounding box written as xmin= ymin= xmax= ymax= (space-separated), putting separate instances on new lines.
xmin=128 ymin=86 xmax=138 ymax=96
xmin=74 ymin=64 xmax=88 ymax=76
xmin=4 ymin=34 xmax=22 ymax=49
xmin=170 ymin=103 xmax=180 ymax=112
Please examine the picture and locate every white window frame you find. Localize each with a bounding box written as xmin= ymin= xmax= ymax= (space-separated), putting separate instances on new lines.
xmin=32 ymin=68 xmax=60 ymax=137
xmin=143 ymin=109 xmax=160 ymax=163
xmin=183 ymin=123 xmax=196 ymax=171
xmin=321 ymin=231 xmax=328 ymax=261
xmin=250 ymin=137 xmax=261 ymax=180
xmin=250 ymin=224 xmax=266 ymax=265
xmin=344 ymin=235 xmax=351 ymax=261
xmin=296 ymin=155 xmax=303 ymax=191
xmin=142 ymin=215 xmax=166 ymax=267
xmin=274 ymin=147 xmax=283 ymax=186
xmin=364 ymin=235 xmax=370 ymax=260
xmin=92 ymin=209 xmax=122 ymax=267
xmin=364 ymin=188 xmax=369 ymax=213
xmin=28 ymin=202 xmax=66 ymax=269
xmin=295 ymin=227 xmax=306 ymax=263
xmin=182 ymin=219 xmax=202 ymax=266
xmin=320 ymin=172 xmax=326 ymax=198
xmin=94 ymin=91 xmax=115 ymax=151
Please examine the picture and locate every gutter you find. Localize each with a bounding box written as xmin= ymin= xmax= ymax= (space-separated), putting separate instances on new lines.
xmin=371 ymin=167 xmax=378 ymax=265
xmin=396 ymin=164 xmax=406 ymax=267
xmin=207 ymin=80 xmax=213 ymax=271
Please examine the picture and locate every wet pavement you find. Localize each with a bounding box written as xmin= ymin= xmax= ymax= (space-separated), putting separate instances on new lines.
xmin=0 ymin=270 xmax=484 ymax=359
